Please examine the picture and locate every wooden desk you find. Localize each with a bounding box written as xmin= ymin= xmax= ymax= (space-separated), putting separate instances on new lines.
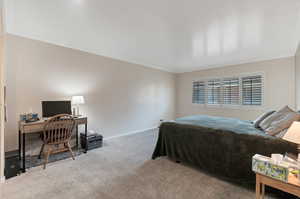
xmin=256 ymin=173 xmax=300 ymax=199
xmin=18 ymin=116 xmax=88 ymax=172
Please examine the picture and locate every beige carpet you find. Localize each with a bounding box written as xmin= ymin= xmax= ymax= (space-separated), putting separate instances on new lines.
xmin=0 ymin=129 xmax=278 ymax=199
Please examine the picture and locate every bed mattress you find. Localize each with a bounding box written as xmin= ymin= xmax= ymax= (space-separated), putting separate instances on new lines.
xmin=152 ymin=115 xmax=297 ymax=182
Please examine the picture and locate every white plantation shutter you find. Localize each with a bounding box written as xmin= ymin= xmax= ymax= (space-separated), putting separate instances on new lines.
xmin=223 ymin=78 xmax=240 ymax=105
xmin=192 ymin=81 xmax=205 ymax=104
xmin=242 ymin=75 xmax=262 ymax=105
xmin=192 ymin=74 xmax=263 ymax=107
xmin=207 ymin=79 xmax=221 ymax=104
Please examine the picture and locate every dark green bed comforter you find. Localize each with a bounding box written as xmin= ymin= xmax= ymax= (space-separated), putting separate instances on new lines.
xmin=152 ymin=115 xmax=297 ymax=182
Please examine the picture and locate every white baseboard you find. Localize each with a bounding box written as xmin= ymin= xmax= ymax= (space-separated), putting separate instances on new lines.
xmin=104 ymin=127 xmax=158 ymax=141
xmin=0 ymin=176 xmax=5 ymax=183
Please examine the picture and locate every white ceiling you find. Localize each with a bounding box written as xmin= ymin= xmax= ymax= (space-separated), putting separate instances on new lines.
xmin=4 ymin=0 xmax=300 ymax=73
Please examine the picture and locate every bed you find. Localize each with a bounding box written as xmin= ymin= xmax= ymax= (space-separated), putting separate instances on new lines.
xmin=152 ymin=115 xmax=298 ymax=182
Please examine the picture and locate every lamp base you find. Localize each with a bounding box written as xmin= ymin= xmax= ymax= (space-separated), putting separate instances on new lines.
xmin=76 ymin=106 xmax=81 ymax=116
xmin=72 ymin=107 xmax=76 ymax=116
xmin=72 ymin=106 xmax=82 ymax=117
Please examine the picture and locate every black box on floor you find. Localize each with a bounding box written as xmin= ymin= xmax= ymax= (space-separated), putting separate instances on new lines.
xmin=80 ymin=133 xmax=103 ymax=151
xmin=4 ymin=150 xmax=20 ymax=179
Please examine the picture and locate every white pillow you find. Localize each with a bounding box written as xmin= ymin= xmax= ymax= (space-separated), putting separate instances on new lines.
xmin=253 ymin=110 xmax=275 ymax=129
xmin=275 ymin=129 xmax=288 ymax=138
xmin=259 ymin=106 xmax=300 ymax=136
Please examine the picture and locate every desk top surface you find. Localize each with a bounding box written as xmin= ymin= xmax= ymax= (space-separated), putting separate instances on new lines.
xmin=19 ymin=116 xmax=87 ymax=126
xmin=257 ymin=173 xmax=300 ymax=187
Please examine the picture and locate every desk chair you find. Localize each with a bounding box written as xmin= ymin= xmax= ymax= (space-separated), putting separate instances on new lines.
xmin=39 ymin=114 xmax=75 ymax=169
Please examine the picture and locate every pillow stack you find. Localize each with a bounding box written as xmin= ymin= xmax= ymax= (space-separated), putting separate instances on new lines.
xmin=253 ymin=110 xmax=275 ymax=129
xmin=258 ymin=106 xmax=300 ymax=137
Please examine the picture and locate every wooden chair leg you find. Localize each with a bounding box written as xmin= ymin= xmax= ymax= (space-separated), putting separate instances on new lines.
xmin=38 ymin=144 xmax=45 ymax=159
xmin=67 ymin=142 xmax=75 ymax=160
xmin=43 ymin=147 xmax=51 ymax=169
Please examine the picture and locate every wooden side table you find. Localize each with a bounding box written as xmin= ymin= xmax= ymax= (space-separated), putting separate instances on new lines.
xmin=256 ymin=173 xmax=300 ymax=199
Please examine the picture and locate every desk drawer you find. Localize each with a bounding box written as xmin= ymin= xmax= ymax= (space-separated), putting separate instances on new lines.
xmin=75 ymin=118 xmax=87 ymax=125
xmin=22 ymin=123 xmax=43 ymax=133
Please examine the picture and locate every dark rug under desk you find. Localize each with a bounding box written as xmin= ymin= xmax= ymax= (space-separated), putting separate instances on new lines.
xmin=22 ymin=132 xmax=103 ymax=170
xmin=24 ymin=147 xmax=83 ymax=169
xmin=21 ymin=132 xmax=85 ymax=169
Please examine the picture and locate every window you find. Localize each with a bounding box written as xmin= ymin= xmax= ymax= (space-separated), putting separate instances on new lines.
xmin=192 ymin=81 xmax=205 ymax=104
xmin=242 ymin=75 xmax=262 ymax=105
xmin=223 ymin=78 xmax=239 ymax=105
xmin=192 ymin=74 xmax=263 ymax=107
xmin=207 ymin=79 xmax=221 ymax=104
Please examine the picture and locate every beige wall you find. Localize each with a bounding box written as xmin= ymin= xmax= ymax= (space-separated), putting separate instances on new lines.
xmin=296 ymin=43 xmax=300 ymax=110
xmin=176 ymin=57 xmax=296 ymax=120
xmin=4 ymin=34 xmax=299 ymax=152
xmin=5 ymin=34 xmax=176 ymax=151
xmin=0 ymin=5 xmax=4 ymax=182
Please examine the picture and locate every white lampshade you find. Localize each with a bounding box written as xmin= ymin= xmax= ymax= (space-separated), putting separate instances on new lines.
xmin=71 ymin=96 xmax=85 ymax=105
xmin=283 ymin=121 xmax=300 ymax=145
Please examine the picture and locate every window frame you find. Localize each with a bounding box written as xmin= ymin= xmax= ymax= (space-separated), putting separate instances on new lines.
xmin=222 ymin=77 xmax=240 ymax=106
xmin=192 ymin=80 xmax=206 ymax=104
xmin=241 ymin=75 xmax=262 ymax=106
xmin=206 ymin=79 xmax=222 ymax=105
xmin=191 ymin=72 xmax=265 ymax=109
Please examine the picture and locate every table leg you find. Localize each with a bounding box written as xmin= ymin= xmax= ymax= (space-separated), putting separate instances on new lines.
xmin=76 ymin=125 xmax=79 ymax=148
xmin=22 ymin=133 xmax=26 ymax=173
xmin=18 ymin=130 xmax=21 ymax=161
xmin=261 ymin=183 xmax=265 ymax=199
xmin=84 ymin=123 xmax=88 ymax=153
xmin=256 ymin=174 xmax=261 ymax=199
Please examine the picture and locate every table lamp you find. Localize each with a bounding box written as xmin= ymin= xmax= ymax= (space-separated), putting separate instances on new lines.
xmin=71 ymin=96 xmax=85 ymax=116
xmin=283 ymin=121 xmax=300 ymax=161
